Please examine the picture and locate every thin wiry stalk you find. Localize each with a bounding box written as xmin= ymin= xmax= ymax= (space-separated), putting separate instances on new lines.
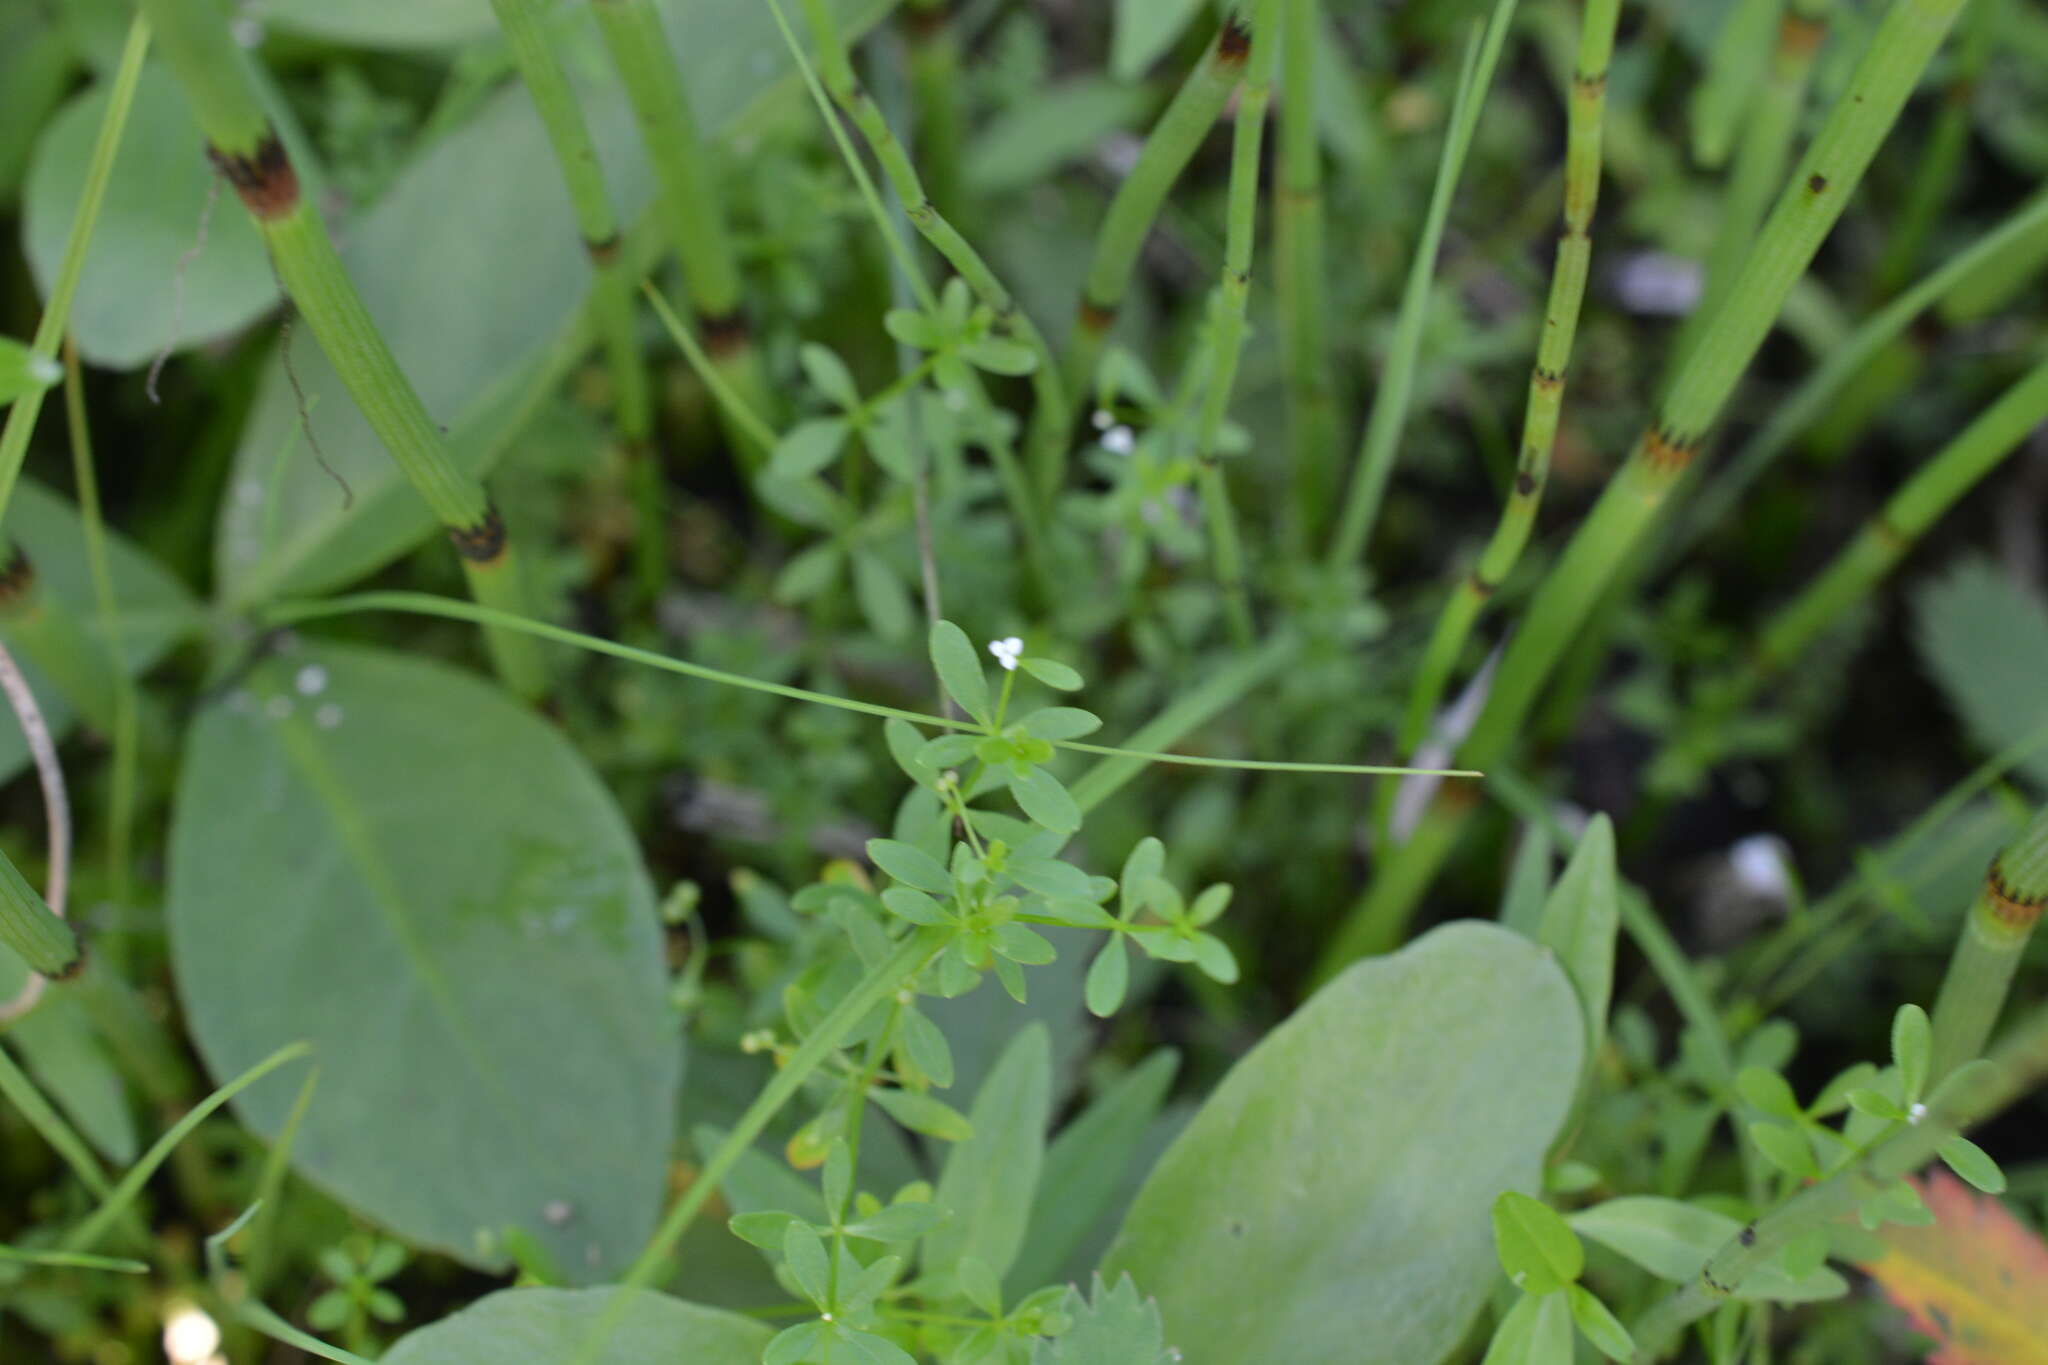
xmin=1667 ymin=0 xmax=1829 ymax=377
xmin=1325 ymin=0 xmax=1519 ymax=572
xmin=1874 ymin=0 xmax=2001 ymax=295
xmin=0 ymin=641 xmax=70 ymax=1016
xmin=1193 ymin=0 xmax=1281 ymax=647
xmin=136 ymin=0 xmax=548 ymax=698
xmin=1746 ymin=353 xmax=2048 ymax=679
xmin=791 ymin=0 xmax=1070 ymax=506
xmin=1930 ymin=803 xmax=2048 ymax=1084
xmin=1389 ymin=0 xmax=1621 ymax=792
xmin=1628 ymin=992 xmax=2048 ymax=1360
xmin=1061 ymin=8 xmax=1251 ymax=402
xmin=486 ymin=0 xmax=661 ymax=598
xmin=61 ymin=341 xmax=136 ymax=911
xmin=591 ymin=0 xmax=776 ymax=464
xmin=1669 ymin=186 xmax=2048 ymax=564
xmin=1324 ymin=0 xmax=1977 ymax=969
xmin=1276 ymin=0 xmax=1338 ymax=547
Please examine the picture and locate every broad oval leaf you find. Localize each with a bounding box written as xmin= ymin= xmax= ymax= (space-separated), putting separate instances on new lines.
xmin=166 ymin=644 xmax=677 ymax=1279
xmin=1102 ymin=923 xmax=1584 ymax=1365
xmin=23 ymin=63 xmax=281 ymax=369
xmin=383 ymin=1287 xmax=769 ymax=1364
xmin=213 ymin=0 xmax=901 ymax=607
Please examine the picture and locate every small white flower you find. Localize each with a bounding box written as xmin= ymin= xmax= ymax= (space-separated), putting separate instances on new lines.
xmin=1730 ymin=834 xmax=1793 ymax=899
xmin=295 ymin=663 xmax=328 ymax=696
xmin=1101 ymin=424 xmax=1136 ymax=456
xmin=989 ymin=636 xmax=1024 ymax=671
xmin=163 ymin=1305 xmax=221 ymax=1364
xmin=1091 ymin=408 xmax=1115 ymax=430
xmin=1908 ymin=1102 xmax=1928 ymax=1125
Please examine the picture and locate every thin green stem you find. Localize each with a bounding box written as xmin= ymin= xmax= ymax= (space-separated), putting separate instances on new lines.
xmin=0 ymin=16 xmax=149 ymax=528
xmin=902 ymin=0 xmax=966 ymax=219
xmin=1277 ymin=0 xmax=1339 ymax=548
xmin=592 ymin=0 xmax=777 ymax=462
xmin=1193 ymin=0 xmax=1281 ymax=646
xmin=1929 ymin=804 xmax=2048 ymax=1083
xmin=1747 ymin=351 xmax=2048 ymax=678
xmin=0 ymin=1040 xmax=111 ymax=1197
xmin=137 ymin=0 xmax=547 ymax=698
xmin=262 ymin=592 xmax=1473 ymax=778
xmin=62 ymin=341 xmax=137 ymax=908
xmin=1628 ymin=994 xmax=2048 ymax=1360
xmin=486 ymin=0 xmax=660 ymax=594
xmin=786 ymin=0 xmax=1070 ymax=506
xmin=1390 ymin=0 xmax=1621 ymax=782
xmin=1326 ymin=0 xmax=1519 ymax=571
xmin=1062 ymin=7 xmax=1251 ymax=400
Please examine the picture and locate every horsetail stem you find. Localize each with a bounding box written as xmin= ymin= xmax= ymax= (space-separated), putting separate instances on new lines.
xmin=1391 ymin=0 xmax=1621 ymax=775
xmin=1326 ymin=0 xmax=1973 ymax=968
xmin=1748 ymin=353 xmax=2048 ymax=679
xmin=0 ymin=845 xmax=78 ymax=980
xmin=1193 ymin=0 xmax=1280 ymax=647
xmin=485 ymin=0 xmax=661 ymax=597
xmin=1672 ymin=188 xmax=2048 ymax=564
xmin=591 ymin=0 xmax=776 ymax=464
xmin=1629 ymin=990 xmax=2048 ymax=1360
xmin=1459 ymin=0 xmax=1973 ymax=772
xmin=1930 ymin=804 xmax=2048 ymax=1084
xmin=1276 ymin=0 xmax=1338 ymax=547
xmin=137 ymin=0 xmax=548 ymax=699
xmin=1667 ymin=0 xmax=1829 ymax=378
xmin=1325 ymin=0 xmax=1518 ymax=572
xmin=1689 ymin=0 xmax=1785 ymax=170
xmin=787 ymin=0 xmax=1070 ymax=511
xmin=1061 ymin=7 xmax=1250 ymax=401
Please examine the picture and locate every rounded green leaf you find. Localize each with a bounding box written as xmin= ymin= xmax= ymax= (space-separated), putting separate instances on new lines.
xmin=1480 ymin=1291 xmax=1573 ymax=1365
xmin=382 ymin=1288 xmax=769 ymax=1365
xmin=1020 ymin=657 xmax=1084 ymax=691
xmin=1010 ymin=766 xmax=1081 ymax=835
xmin=770 ymin=418 xmax=852 ymax=481
xmin=1566 ymin=1285 xmax=1634 ymax=1362
xmin=1892 ymin=1004 xmax=1932 ymax=1101
xmin=23 ymin=63 xmax=278 ymax=370
xmin=1022 ymin=707 xmax=1102 ymax=741
xmin=867 ymin=839 xmax=954 ymax=895
xmin=1085 ymin=937 xmax=1129 ymax=1018
xmin=166 ymin=645 xmax=677 ymax=1278
xmin=927 ymin=620 xmax=991 ymax=726
xmin=1492 ymin=1191 xmax=1583 ymax=1295
xmin=1103 ymin=924 xmax=1584 ymax=1364
xmin=1936 ymin=1134 xmax=2006 ymax=1193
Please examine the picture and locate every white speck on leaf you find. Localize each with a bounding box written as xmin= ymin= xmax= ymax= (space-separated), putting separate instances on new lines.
xmin=296 ymin=664 xmax=328 ymax=695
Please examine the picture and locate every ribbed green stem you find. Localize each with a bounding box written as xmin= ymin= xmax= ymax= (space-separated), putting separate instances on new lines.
xmin=0 ymin=846 xmax=77 ymax=978
xmin=1629 ymin=993 xmax=2048 ymax=1360
xmin=1873 ymin=0 xmax=2000 ymax=295
xmin=1671 ymin=186 xmax=2048 ymax=563
xmin=1689 ymin=0 xmax=1784 ymax=168
xmin=1749 ymin=352 xmax=2048 ymax=676
xmin=0 ymin=16 xmax=148 ymax=528
xmin=787 ymin=0 xmax=1070 ymax=517
xmin=137 ymin=0 xmax=548 ymax=699
xmin=1461 ymin=0 xmax=1972 ymax=772
xmin=1393 ymin=0 xmax=1621 ymax=771
xmin=1930 ymin=805 xmax=2048 ymax=1083
xmin=487 ymin=0 xmax=659 ymax=594
xmin=1326 ymin=0 xmax=1518 ymax=571
xmin=1668 ymin=1 xmax=1829 ymax=376
xmin=1277 ymin=0 xmax=1338 ymax=548
xmin=592 ymin=0 xmax=775 ymax=463
xmin=1193 ymin=0 xmax=1280 ymax=647
xmin=1326 ymin=0 xmax=1973 ymax=968
xmin=1063 ymin=9 xmax=1250 ymax=399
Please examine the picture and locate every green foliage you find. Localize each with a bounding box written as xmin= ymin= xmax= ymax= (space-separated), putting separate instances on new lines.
xmin=381 ymin=1287 xmax=769 ymax=1363
xmin=1103 ymin=924 xmax=1584 ymax=1364
xmin=165 ymin=645 xmax=677 ymax=1277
